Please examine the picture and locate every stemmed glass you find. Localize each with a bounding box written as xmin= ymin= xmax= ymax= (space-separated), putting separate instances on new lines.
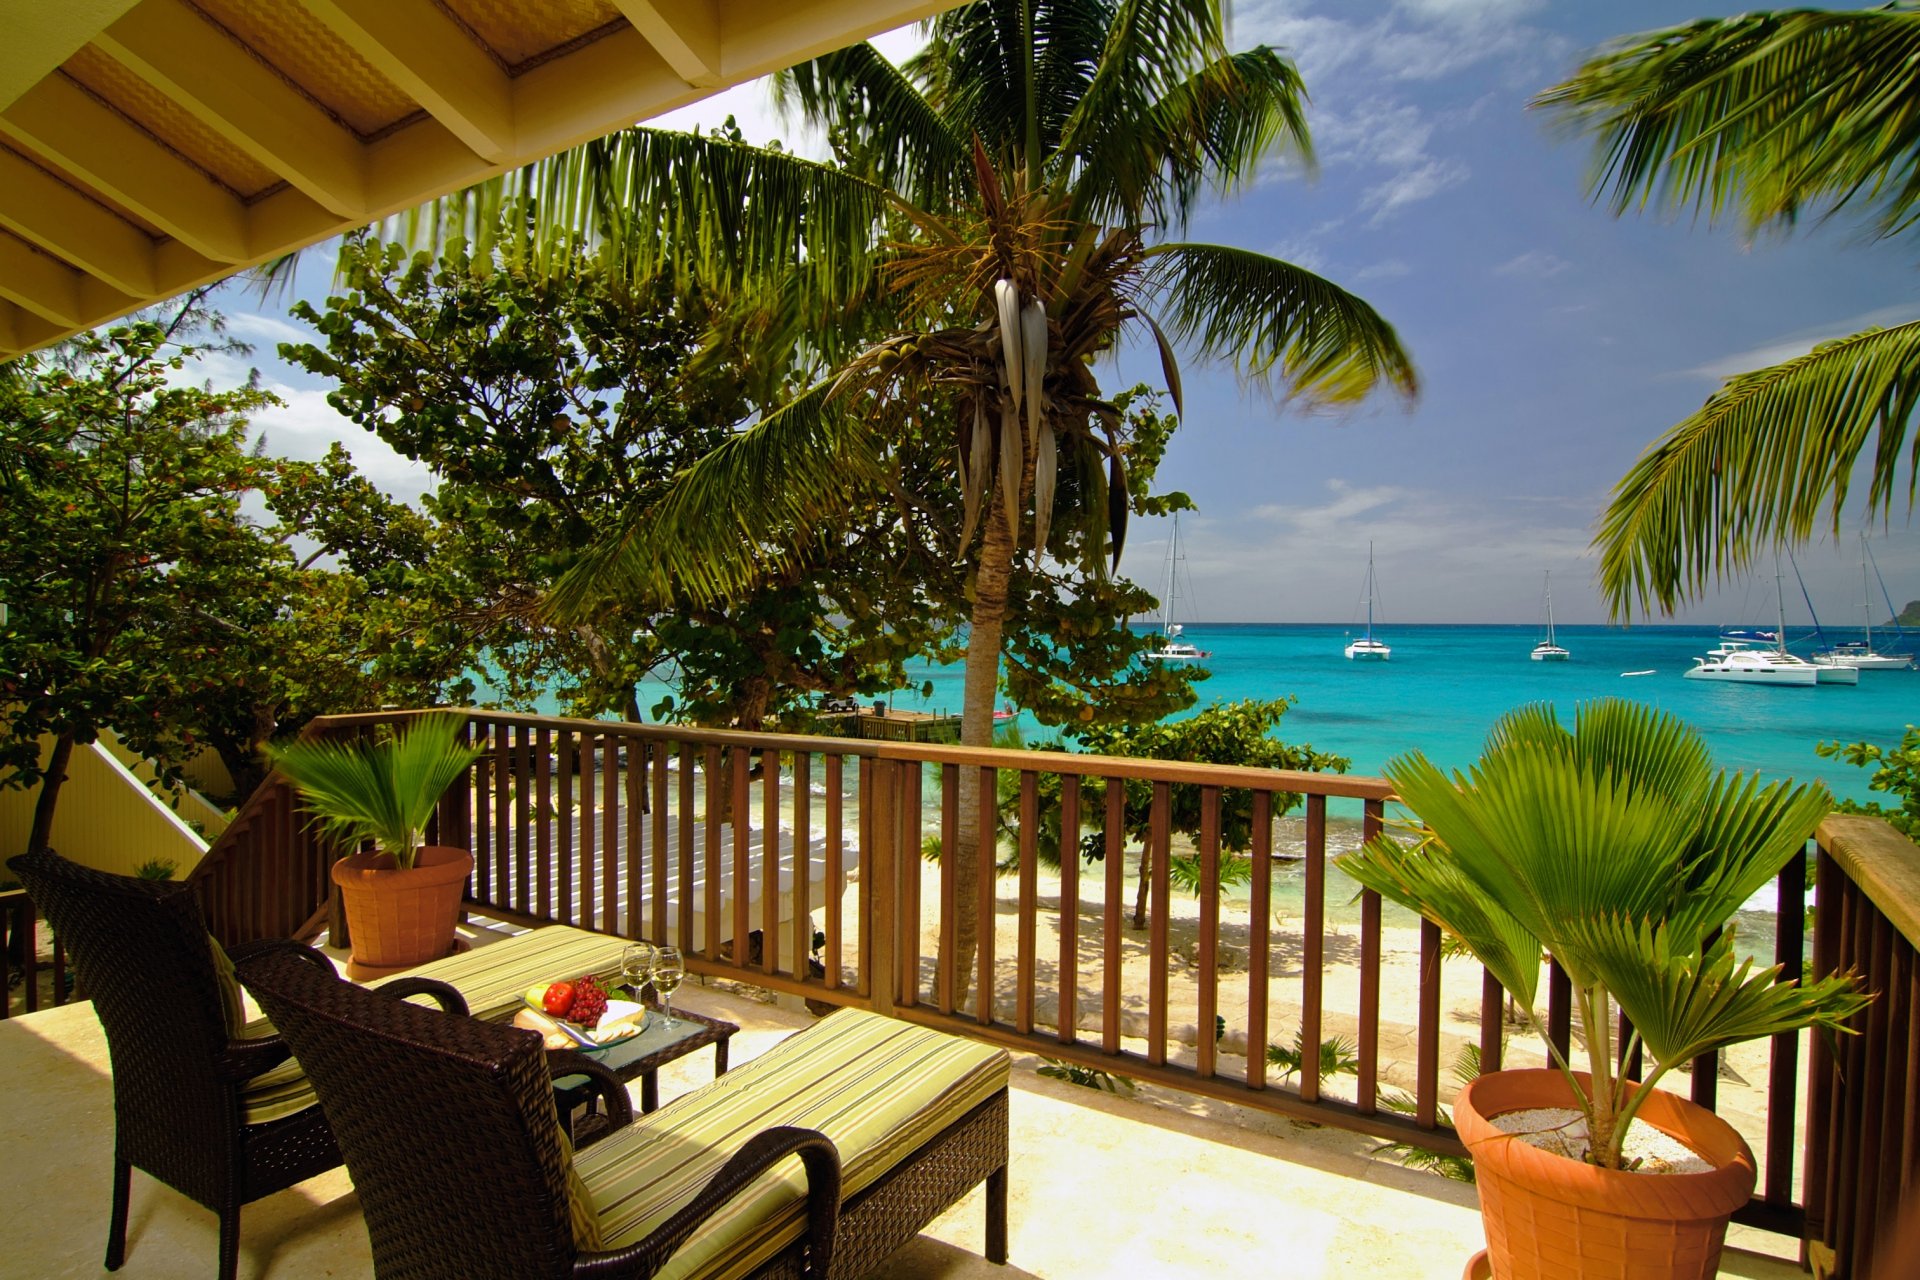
xmin=652 ymin=945 xmax=684 ymax=1028
xmin=620 ymin=943 xmax=656 ymax=1008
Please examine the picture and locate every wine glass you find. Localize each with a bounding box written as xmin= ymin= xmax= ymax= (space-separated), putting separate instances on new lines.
xmin=652 ymin=945 xmax=684 ymax=1028
xmin=620 ymin=943 xmax=655 ymax=1004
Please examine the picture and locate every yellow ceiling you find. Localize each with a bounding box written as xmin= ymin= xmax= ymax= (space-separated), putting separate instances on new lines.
xmin=0 ymin=0 xmax=951 ymax=356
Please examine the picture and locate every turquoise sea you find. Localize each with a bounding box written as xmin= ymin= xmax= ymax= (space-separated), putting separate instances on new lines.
xmin=886 ymin=623 xmax=1920 ymax=812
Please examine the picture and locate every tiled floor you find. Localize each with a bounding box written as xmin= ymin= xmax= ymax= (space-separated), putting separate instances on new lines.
xmin=0 ymin=931 xmax=1804 ymax=1280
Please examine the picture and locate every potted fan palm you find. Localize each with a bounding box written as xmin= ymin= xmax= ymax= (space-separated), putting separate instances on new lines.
xmin=1337 ymin=700 xmax=1866 ymax=1280
xmin=272 ymin=712 xmax=483 ymax=978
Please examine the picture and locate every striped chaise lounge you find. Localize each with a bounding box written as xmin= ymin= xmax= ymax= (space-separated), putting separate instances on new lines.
xmin=239 ymin=939 xmax=1010 ymax=1279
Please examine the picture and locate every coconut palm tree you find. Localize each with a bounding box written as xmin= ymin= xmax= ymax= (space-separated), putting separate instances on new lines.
xmin=1536 ymin=6 xmax=1920 ymax=618
xmin=404 ymin=0 xmax=1417 ymax=995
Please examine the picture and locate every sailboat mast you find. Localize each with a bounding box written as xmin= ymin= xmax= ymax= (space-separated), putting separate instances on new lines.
xmin=1863 ymin=542 xmax=1875 ymax=652
xmin=1161 ymin=515 xmax=1179 ymax=639
xmin=1545 ymin=572 xmax=1555 ymax=646
xmin=1365 ymin=542 xmax=1375 ymax=640
xmin=1775 ymin=562 xmax=1790 ymax=656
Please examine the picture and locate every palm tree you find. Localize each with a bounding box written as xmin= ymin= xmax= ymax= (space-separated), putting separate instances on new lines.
xmin=1535 ymin=6 xmax=1920 ymax=618
xmin=405 ymin=0 xmax=1417 ymax=996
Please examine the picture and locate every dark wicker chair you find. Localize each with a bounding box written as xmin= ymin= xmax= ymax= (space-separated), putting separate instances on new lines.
xmin=236 ymin=942 xmax=843 ymax=1280
xmin=5 ymin=851 xmax=450 ymax=1280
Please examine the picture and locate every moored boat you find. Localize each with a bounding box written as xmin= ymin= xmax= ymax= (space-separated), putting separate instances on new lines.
xmin=1345 ymin=543 xmax=1391 ymax=661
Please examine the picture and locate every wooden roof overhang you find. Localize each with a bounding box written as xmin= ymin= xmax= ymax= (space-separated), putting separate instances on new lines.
xmin=0 ymin=0 xmax=950 ymax=356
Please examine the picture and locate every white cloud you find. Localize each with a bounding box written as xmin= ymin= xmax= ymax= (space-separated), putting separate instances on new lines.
xmin=1362 ymin=158 xmax=1469 ymax=224
xmin=1356 ymin=258 xmax=1412 ymax=281
xmin=1493 ymin=249 xmax=1571 ymax=279
xmin=1680 ymin=302 xmax=1920 ymax=382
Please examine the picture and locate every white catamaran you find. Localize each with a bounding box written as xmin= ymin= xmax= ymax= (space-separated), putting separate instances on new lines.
xmin=1146 ymin=513 xmax=1211 ymax=662
xmin=1815 ymin=536 xmax=1914 ymax=670
xmin=1345 ymin=543 xmax=1390 ymax=660
xmin=1530 ymin=571 xmax=1570 ymax=661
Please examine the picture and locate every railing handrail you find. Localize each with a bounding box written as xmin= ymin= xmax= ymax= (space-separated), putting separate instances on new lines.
xmin=1815 ymin=812 xmax=1920 ymax=949
xmin=304 ymin=708 xmax=1401 ymax=801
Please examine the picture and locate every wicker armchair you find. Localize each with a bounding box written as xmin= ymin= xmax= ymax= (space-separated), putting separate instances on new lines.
xmin=236 ymin=943 xmax=843 ymax=1280
xmin=5 ymin=851 xmax=457 ymax=1280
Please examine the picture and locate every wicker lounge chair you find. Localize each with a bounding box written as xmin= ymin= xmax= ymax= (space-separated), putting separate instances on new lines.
xmin=238 ymin=941 xmax=1011 ymax=1280
xmin=5 ymin=851 xmax=454 ymax=1280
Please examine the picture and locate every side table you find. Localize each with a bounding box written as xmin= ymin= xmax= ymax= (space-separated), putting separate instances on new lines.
xmin=555 ymin=1000 xmax=738 ymax=1138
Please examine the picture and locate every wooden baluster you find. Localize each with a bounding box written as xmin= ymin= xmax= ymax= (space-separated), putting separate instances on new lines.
xmin=1246 ymin=791 xmax=1271 ymax=1089
xmin=1102 ymin=779 xmax=1124 ymax=1055
xmin=1300 ymin=793 xmax=1326 ymax=1103
xmin=625 ymin=736 xmax=644 ymax=938
xmin=1059 ymin=775 xmax=1082 ymax=1046
xmin=868 ymin=759 xmax=897 ymax=1015
xmin=762 ymin=747 xmax=780 ymax=976
xmin=975 ymin=764 xmax=997 ymax=1025
xmin=1196 ymin=785 xmax=1221 ymax=1079
xmin=900 ymin=760 xmax=922 ymax=1005
xmin=938 ymin=763 xmax=959 ymax=1014
xmin=825 ymin=754 xmax=844 ymax=991
xmin=533 ymin=727 xmax=551 ymax=919
xmin=603 ymin=732 xmax=619 ymax=933
xmin=652 ymin=742 xmax=670 ymax=943
xmin=1766 ymin=845 xmax=1807 ymax=1207
xmin=679 ymin=744 xmax=696 ymax=953
xmin=1480 ymin=970 xmax=1505 ymax=1075
xmin=473 ymin=722 xmax=492 ymax=905
xmin=792 ymin=752 xmax=812 ymax=989
xmin=1417 ymin=917 xmax=1442 ymax=1127
xmin=858 ymin=757 xmax=874 ymax=998
xmin=1147 ymin=780 xmax=1171 ymax=1067
xmin=731 ymin=748 xmax=751 ymax=970
xmin=1357 ymin=798 xmax=1384 ymax=1114
xmin=1015 ymin=771 xmax=1039 ymax=1034
xmin=1546 ymin=958 xmax=1572 ymax=1066
xmin=702 ymin=745 xmax=723 ymax=961
xmin=573 ymin=730 xmax=589 ymax=929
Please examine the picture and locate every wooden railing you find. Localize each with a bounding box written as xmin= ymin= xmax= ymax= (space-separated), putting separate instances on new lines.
xmin=190 ymin=707 xmax=1864 ymax=1246
xmin=2 ymin=887 xmax=72 ymax=1018
xmin=1806 ymin=814 xmax=1920 ymax=1277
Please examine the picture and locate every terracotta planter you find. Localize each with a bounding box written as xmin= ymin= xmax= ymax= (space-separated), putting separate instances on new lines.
xmin=1456 ymin=1069 xmax=1755 ymax=1280
xmin=330 ymin=845 xmax=473 ymax=977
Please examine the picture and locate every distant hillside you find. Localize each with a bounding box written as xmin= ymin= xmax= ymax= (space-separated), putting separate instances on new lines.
xmin=1895 ymin=601 xmax=1920 ymax=628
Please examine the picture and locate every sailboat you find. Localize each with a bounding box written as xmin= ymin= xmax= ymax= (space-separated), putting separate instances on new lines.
xmin=1145 ymin=514 xmax=1211 ymax=662
xmin=1814 ymin=536 xmax=1914 ymax=670
xmin=1345 ymin=543 xmax=1390 ymax=660
xmin=1686 ymin=565 xmax=1854 ymax=686
xmin=1530 ymin=571 xmax=1570 ymax=661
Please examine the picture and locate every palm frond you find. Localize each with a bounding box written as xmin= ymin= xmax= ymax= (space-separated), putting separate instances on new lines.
xmin=1145 ymin=243 xmax=1418 ymax=406
xmin=1066 ymin=47 xmax=1312 ymax=229
xmin=271 ymin=712 xmax=480 ymax=862
xmin=391 ymin=129 xmax=893 ymax=315
xmin=1055 ymin=0 xmax=1232 ymax=178
xmin=1595 ymin=320 xmax=1920 ymax=618
xmin=773 ymin=42 xmax=973 ymax=211
xmin=547 ymin=380 xmax=887 ymax=617
xmin=1569 ymin=919 xmax=1867 ymax=1073
xmin=1536 ymin=8 xmax=1920 ymax=242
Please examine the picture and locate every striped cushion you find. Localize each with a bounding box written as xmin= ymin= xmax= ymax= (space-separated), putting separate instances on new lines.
xmin=238 ymin=1050 xmax=321 ymax=1125
xmin=376 ymin=926 xmax=620 ymax=1020
xmin=574 ymin=1008 xmax=1008 ymax=1280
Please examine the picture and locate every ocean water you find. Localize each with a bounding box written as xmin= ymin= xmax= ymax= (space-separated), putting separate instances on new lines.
xmin=888 ymin=623 xmax=1920 ymax=811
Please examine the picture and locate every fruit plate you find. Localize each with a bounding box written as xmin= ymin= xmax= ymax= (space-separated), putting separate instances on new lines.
xmin=521 ymin=985 xmax=647 ymax=1048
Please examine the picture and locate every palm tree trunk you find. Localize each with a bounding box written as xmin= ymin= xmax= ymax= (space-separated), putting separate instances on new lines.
xmin=951 ymin=500 xmax=1019 ymax=1011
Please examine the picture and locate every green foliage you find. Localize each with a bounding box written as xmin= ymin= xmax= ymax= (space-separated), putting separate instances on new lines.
xmin=134 ymin=859 xmax=178 ymax=882
xmin=1818 ymin=727 xmax=1920 ymax=838
xmin=1337 ymin=699 xmax=1869 ymax=1170
xmin=1036 ymin=1058 xmax=1134 ymax=1094
xmin=269 ymin=712 xmax=482 ymax=867
xmin=1264 ymin=1031 xmax=1362 ymax=1085
xmin=1536 ymin=8 xmax=1920 ymax=618
xmin=1375 ymin=1046 xmax=1483 ymax=1183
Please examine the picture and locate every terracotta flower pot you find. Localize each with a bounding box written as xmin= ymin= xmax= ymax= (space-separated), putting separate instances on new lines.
xmin=330 ymin=845 xmax=473 ymax=978
xmin=1455 ymin=1069 xmax=1755 ymax=1280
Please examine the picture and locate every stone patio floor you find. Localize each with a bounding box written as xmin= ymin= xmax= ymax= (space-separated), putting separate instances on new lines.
xmin=0 ymin=925 xmax=1806 ymax=1279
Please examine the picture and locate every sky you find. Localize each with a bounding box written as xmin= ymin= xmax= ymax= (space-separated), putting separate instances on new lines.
xmin=198 ymin=0 xmax=1920 ymax=628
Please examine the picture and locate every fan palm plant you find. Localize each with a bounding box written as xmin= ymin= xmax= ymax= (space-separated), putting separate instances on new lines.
xmin=270 ymin=712 xmax=481 ymax=870
xmin=1535 ymin=6 xmax=1920 ymax=618
xmin=395 ymin=0 xmax=1417 ymax=995
xmin=1337 ymin=699 xmax=1866 ymax=1171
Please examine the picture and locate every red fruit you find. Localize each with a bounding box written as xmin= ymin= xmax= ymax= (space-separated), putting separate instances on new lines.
xmin=542 ymin=981 xmax=575 ymax=1016
xmin=569 ymin=974 xmax=608 ymax=1026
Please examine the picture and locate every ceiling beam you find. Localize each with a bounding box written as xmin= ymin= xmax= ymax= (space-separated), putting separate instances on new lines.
xmin=0 ymin=298 xmax=64 ymax=357
xmin=95 ymin=0 xmax=368 ymax=218
xmin=298 ymin=0 xmax=515 ymax=164
xmin=0 ymin=231 xmax=138 ymax=328
xmin=0 ymin=147 xmax=159 ymax=296
xmin=0 ymin=0 xmax=142 ymax=111
xmin=0 ymin=76 xmax=251 ymax=264
xmin=615 ymin=1 xmax=723 ymax=88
